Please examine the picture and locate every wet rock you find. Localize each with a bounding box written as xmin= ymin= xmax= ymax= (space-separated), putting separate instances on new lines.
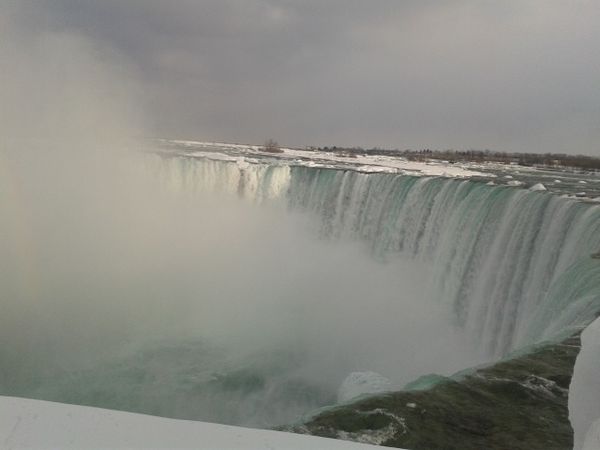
xmin=286 ymin=335 xmax=581 ymax=450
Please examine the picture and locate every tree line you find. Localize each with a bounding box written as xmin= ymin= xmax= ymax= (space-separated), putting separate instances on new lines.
xmin=312 ymin=146 xmax=600 ymax=171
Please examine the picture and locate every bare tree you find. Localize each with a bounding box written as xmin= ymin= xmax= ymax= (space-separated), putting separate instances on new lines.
xmin=263 ymin=139 xmax=282 ymax=153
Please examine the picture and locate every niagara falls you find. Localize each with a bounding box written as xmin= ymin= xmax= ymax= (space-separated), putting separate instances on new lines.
xmin=2 ymin=2 xmax=600 ymax=450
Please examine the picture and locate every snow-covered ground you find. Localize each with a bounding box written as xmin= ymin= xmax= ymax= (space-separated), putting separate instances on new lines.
xmin=161 ymin=139 xmax=491 ymax=178
xmin=569 ymin=317 xmax=600 ymax=450
xmin=156 ymin=139 xmax=600 ymax=201
xmin=0 ymin=396 xmax=394 ymax=450
xmin=581 ymin=420 xmax=600 ymax=450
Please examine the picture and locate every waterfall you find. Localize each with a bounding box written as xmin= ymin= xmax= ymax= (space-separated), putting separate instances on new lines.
xmin=154 ymin=155 xmax=600 ymax=359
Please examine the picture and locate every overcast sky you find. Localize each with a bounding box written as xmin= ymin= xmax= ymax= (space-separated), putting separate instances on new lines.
xmin=5 ymin=1 xmax=600 ymax=155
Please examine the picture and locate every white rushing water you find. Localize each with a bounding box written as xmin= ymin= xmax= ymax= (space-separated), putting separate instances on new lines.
xmin=156 ymin=154 xmax=600 ymax=359
xmin=2 ymin=147 xmax=599 ymax=432
xmin=0 ymin=147 xmax=475 ymax=428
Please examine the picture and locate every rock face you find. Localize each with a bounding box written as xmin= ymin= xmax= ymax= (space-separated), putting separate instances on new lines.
xmin=286 ymin=335 xmax=581 ymax=450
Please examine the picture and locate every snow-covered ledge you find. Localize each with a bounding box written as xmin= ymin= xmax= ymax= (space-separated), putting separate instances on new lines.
xmin=0 ymin=396 xmax=395 ymax=450
xmin=569 ymin=317 xmax=600 ymax=450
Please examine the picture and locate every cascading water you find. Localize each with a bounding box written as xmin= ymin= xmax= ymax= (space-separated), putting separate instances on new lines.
xmin=3 ymin=149 xmax=599 ymax=432
xmin=156 ymin=155 xmax=600 ymax=360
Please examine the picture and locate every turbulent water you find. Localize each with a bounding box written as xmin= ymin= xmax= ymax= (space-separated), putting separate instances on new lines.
xmin=2 ymin=149 xmax=600 ymax=430
xmin=157 ymin=155 xmax=600 ymax=358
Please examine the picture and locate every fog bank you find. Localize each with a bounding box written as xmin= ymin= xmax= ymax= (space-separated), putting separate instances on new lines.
xmin=0 ymin=3 xmax=478 ymax=426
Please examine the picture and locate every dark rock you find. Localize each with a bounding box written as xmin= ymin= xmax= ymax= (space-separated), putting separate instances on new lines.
xmin=284 ymin=335 xmax=581 ymax=450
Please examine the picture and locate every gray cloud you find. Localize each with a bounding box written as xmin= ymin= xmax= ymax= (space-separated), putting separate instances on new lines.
xmin=5 ymin=0 xmax=600 ymax=154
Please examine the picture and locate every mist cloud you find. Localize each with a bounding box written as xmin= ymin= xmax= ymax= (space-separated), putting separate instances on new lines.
xmin=0 ymin=146 xmax=478 ymax=426
xmin=1 ymin=3 xmax=492 ymax=425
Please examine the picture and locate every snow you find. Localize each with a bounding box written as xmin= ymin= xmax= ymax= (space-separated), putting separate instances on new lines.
xmin=582 ymin=419 xmax=600 ymax=450
xmin=0 ymin=396 xmax=399 ymax=450
xmin=529 ymin=183 xmax=547 ymax=191
xmin=507 ymin=180 xmax=524 ymax=186
xmin=163 ymin=139 xmax=491 ymax=179
xmin=337 ymin=371 xmax=392 ymax=402
xmin=569 ymin=317 xmax=600 ymax=450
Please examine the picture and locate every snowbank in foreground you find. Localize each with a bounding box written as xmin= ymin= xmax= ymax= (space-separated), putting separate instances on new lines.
xmin=0 ymin=396 xmax=396 ymax=450
xmin=581 ymin=419 xmax=600 ymax=450
xmin=569 ymin=317 xmax=600 ymax=450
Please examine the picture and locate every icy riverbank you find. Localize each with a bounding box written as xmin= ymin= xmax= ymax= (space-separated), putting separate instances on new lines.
xmin=569 ymin=317 xmax=600 ymax=450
